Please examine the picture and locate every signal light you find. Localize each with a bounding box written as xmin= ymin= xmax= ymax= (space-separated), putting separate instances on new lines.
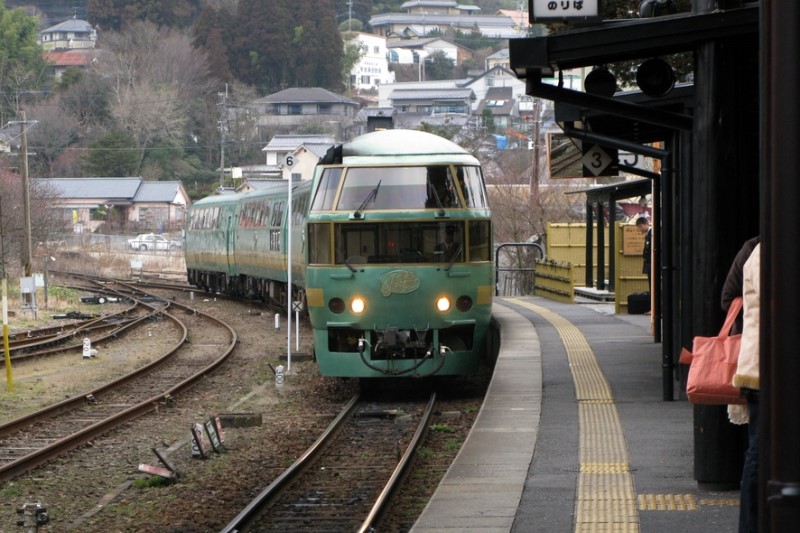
xmin=456 ymin=295 xmax=473 ymax=312
xmin=436 ymin=296 xmax=451 ymax=312
xmin=329 ymin=297 xmax=345 ymax=314
xmin=636 ymin=58 xmax=675 ymax=98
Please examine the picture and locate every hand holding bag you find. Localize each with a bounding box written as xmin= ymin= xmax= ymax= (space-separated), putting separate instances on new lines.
xmin=679 ymin=297 xmax=745 ymax=405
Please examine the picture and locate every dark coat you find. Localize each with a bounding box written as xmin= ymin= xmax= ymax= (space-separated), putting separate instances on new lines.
xmin=721 ymin=236 xmax=760 ymax=333
xmin=642 ymin=227 xmax=652 ymax=274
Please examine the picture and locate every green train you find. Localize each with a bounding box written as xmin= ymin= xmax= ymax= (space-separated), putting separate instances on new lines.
xmin=185 ymin=129 xmax=493 ymax=378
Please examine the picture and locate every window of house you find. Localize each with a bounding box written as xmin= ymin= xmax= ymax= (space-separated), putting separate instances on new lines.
xmin=288 ymin=104 xmax=302 ymax=115
xmin=318 ymin=104 xmax=332 ymax=114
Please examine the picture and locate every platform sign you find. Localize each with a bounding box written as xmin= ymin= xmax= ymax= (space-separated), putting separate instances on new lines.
xmin=582 ymin=143 xmax=619 ymax=177
xmin=623 ymin=225 xmax=646 ymax=255
xmin=530 ymin=0 xmax=600 ymax=22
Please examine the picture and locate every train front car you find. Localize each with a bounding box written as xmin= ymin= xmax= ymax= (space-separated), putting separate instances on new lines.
xmin=306 ymin=129 xmax=493 ymax=378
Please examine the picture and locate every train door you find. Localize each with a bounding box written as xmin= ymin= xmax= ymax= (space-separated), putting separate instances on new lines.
xmin=225 ymin=211 xmax=235 ymax=276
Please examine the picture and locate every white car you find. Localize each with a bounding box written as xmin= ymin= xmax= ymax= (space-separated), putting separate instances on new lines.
xmin=128 ymin=233 xmax=182 ymax=251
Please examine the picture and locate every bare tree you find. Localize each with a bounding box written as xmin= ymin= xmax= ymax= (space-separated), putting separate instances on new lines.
xmin=0 ymin=167 xmax=70 ymax=278
xmin=26 ymin=100 xmax=80 ymax=178
xmin=94 ymin=21 xmax=215 ymax=175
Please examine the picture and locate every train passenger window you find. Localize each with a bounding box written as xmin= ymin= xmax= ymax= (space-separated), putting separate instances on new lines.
xmin=310 ymin=168 xmax=342 ymax=211
xmin=468 ymin=220 xmax=491 ymax=261
xmin=308 ymin=223 xmax=332 ymax=264
xmin=271 ymin=201 xmax=284 ymax=226
xmin=258 ymin=200 xmax=270 ymax=227
xmin=455 ymin=166 xmax=488 ymax=208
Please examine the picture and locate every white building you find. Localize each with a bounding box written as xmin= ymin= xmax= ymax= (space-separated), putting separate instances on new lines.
xmin=347 ymin=33 xmax=395 ymax=92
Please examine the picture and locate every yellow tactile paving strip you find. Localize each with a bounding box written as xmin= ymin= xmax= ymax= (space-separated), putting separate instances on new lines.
xmin=507 ymin=298 xmax=639 ymax=533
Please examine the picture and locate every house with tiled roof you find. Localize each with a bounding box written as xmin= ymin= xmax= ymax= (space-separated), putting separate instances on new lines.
xmin=260 ymin=134 xmax=335 ymax=181
xmin=44 ymin=49 xmax=100 ymax=79
xmin=38 ymin=178 xmax=190 ymax=233
xmin=0 ymin=124 xmax=17 ymax=153
xmin=249 ymin=88 xmax=359 ymax=140
xmin=354 ymin=107 xmax=397 ymax=134
xmin=475 ymin=86 xmax=515 ymax=129
xmin=369 ymin=11 xmax=524 ymax=39
xmin=39 ymin=18 xmax=97 ymax=51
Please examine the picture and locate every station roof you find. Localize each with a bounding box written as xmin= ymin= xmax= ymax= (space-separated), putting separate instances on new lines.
xmin=569 ymin=179 xmax=653 ymax=203
xmin=509 ymin=5 xmax=758 ymax=144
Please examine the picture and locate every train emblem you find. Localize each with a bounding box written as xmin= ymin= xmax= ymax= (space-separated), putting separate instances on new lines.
xmin=380 ymin=270 xmax=420 ymax=297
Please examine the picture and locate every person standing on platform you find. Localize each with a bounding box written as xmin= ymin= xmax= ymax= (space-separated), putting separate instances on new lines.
xmin=721 ymin=236 xmax=760 ymax=333
xmin=636 ymin=216 xmax=652 ymax=289
xmin=732 ymin=242 xmax=761 ymax=533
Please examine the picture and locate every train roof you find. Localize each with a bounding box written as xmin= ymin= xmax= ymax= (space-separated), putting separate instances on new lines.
xmin=337 ymin=129 xmax=480 ymax=166
xmin=189 ymin=180 xmax=310 ymax=208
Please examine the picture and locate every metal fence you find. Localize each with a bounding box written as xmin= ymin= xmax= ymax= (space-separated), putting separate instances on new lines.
xmin=494 ymin=242 xmax=546 ymax=296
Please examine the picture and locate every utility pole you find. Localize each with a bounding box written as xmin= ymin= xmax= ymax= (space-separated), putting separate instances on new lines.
xmin=529 ymin=99 xmax=542 ymax=209
xmin=218 ymin=84 xmax=228 ymax=189
xmin=20 ymin=111 xmax=32 ymax=280
xmin=348 ymin=0 xmax=353 ymax=31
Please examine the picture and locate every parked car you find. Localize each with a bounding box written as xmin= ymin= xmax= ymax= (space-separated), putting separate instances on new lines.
xmin=128 ymin=233 xmax=182 ymax=251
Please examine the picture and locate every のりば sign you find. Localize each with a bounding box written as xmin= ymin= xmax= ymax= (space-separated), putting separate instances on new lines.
xmin=530 ymin=0 xmax=599 ymax=21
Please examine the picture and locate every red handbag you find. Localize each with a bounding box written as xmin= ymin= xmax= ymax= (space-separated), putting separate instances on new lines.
xmin=679 ymin=297 xmax=746 ymax=405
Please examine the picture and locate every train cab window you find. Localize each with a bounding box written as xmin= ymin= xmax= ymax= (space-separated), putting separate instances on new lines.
xmin=455 ymin=166 xmax=488 ymax=208
xmin=310 ymin=168 xmax=342 ymax=211
xmin=308 ymin=223 xmax=332 ymax=264
xmin=332 ymin=221 xmax=471 ymax=265
xmin=336 ymin=166 xmax=460 ymax=211
xmin=425 ymin=166 xmax=460 ymax=208
xmin=468 ymin=220 xmax=491 ymax=261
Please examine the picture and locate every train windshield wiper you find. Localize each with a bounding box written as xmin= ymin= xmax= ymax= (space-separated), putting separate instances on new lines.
xmin=445 ymin=242 xmax=462 ymax=272
xmin=353 ymin=180 xmax=381 ymax=219
xmin=426 ymin=177 xmax=446 ymax=217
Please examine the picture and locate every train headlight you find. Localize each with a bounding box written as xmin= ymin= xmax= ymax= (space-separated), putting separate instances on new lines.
xmin=350 ymin=297 xmax=366 ymax=315
xmin=435 ymin=296 xmax=451 ymax=312
xmin=329 ymin=297 xmax=345 ymax=314
xmin=456 ymin=295 xmax=473 ymax=312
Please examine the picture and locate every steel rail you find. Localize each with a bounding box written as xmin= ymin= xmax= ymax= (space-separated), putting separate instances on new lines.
xmin=358 ymin=391 xmax=437 ymax=533
xmin=219 ymin=394 xmax=361 ymax=533
xmin=0 ymin=274 xmax=239 ymax=484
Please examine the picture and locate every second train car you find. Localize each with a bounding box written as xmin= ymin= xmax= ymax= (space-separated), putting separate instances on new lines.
xmin=185 ymin=129 xmax=493 ymax=378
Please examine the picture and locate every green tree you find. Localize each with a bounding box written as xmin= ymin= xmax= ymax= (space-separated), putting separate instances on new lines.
xmin=233 ymin=0 xmax=343 ymax=93
xmin=0 ymin=0 xmax=48 ymax=123
xmin=424 ymin=50 xmax=454 ymax=81
xmin=82 ymin=129 xmax=140 ymax=177
xmin=341 ymin=32 xmax=365 ymax=91
xmin=193 ymin=3 xmax=236 ymax=82
xmin=88 ymin=0 xmax=202 ymax=30
xmin=481 ymin=108 xmax=496 ymax=134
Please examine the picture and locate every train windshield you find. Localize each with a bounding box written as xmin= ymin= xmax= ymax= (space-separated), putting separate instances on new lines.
xmin=333 ymin=166 xmax=471 ymax=211
xmin=306 ymin=220 xmax=491 ymax=265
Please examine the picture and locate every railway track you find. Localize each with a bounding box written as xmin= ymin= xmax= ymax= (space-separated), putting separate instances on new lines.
xmin=0 ymin=274 xmax=238 ymax=484
xmin=222 ymin=392 xmax=437 ymax=533
xmin=2 ymin=302 xmax=157 ymax=364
